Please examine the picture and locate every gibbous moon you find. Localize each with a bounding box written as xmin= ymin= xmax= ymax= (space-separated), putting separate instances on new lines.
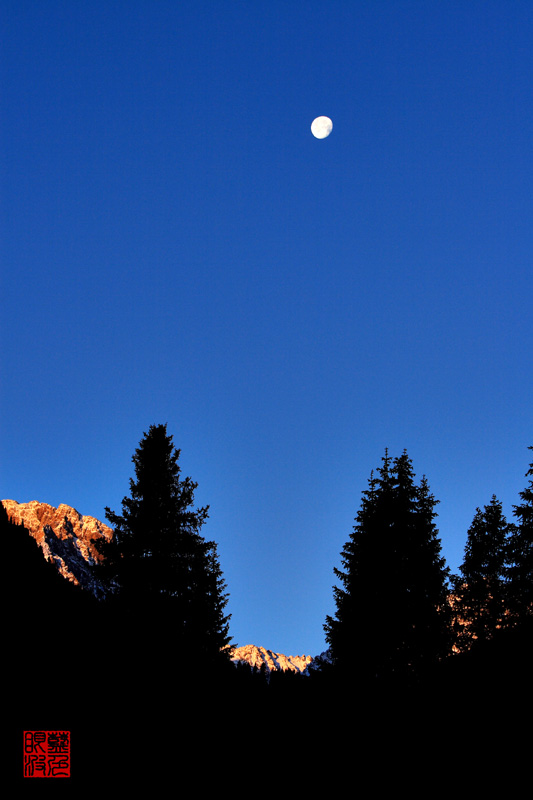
xmin=311 ymin=116 xmax=333 ymax=139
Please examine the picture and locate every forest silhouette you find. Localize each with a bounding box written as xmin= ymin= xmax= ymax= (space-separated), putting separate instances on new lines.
xmin=8 ymin=434 xmax=532 ymax=782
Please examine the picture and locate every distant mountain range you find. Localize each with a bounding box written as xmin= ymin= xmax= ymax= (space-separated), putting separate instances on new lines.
xmin=229 ymin=644 xmax=330 ymax=676
xmin=2 ymin=499 xmax=329 ymax=671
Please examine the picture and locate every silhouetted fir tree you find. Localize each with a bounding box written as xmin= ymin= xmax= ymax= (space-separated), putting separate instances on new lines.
xmin=506 ymin=446 xmax=533 ymax=623
xmin=324 ymin=450 xmax=451 ymax=686
xmin=324 ymin=455 xmax=389 ymax=681
xmin=403 ymin=472 xmax=453 ymax=673
xmin=452 ymin=495 xmax=512 ymax=649
xmin=97 ymin=424 xmax=232 ymax=666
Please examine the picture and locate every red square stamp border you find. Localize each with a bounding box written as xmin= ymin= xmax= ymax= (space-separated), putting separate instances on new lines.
xmin=23 ymin=730 xmax=71 ymax=778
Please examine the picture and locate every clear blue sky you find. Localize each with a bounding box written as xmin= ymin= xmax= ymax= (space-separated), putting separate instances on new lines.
xmin=1 ymin=1 xmax=531 ymax=657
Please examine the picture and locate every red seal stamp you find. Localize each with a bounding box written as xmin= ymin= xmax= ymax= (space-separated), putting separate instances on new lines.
xmin=23 ymin=731 xmax=71 ymax=778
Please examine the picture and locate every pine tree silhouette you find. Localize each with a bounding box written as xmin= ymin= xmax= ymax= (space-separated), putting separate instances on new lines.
xmin=452 ymin=495 xmax=512 ymax=649
xmin=96 ymin=424 xmax=232 ymax=670
xmin=324 ymin=450 xmax=451 ymax=687
xmin=506 ymin=446 xmax=533 ymax=624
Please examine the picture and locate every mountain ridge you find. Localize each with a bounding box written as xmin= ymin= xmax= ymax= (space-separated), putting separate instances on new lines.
xmin=3 ymin=498 xmax=113 ymax=599
xmin=229 ymin=644 xmax=330 ymax=676
xmin=2 ymin=498 xmax=326 ymax=669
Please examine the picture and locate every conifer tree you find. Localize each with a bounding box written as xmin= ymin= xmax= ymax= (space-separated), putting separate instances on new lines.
xmin=452 ymin=495 xmax=512 ymax=649
xmin=506 ymin=447 xmax=533 ymax=623
xmin=99 ymin=424 xmax=232 ymax=660
xmin=324 ymin=450 xmax=451 ymax=684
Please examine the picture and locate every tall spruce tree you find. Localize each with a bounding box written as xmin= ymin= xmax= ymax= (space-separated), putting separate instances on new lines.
xmin=506 ymin=447 xmax=533 ymax=623
xmin=99 ymin=424 xmax=232 ymax=661
xmin=324 ymin=450 xmax=451 ymax=684
xmin=452 ymin=495 xmax=512 ymax=649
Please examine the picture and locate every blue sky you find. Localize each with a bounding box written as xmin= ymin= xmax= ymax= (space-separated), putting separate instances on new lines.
xmin=1 ymin=1 xmax=531 ymax=657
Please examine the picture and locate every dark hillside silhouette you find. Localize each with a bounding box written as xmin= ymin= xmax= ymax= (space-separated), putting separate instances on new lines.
xmin=7 ymin=445 xmax=533 ymax=784
xmin=4 ymin=501 xmax=106 ymax=755
xmin=4 ymin=502 xmax=100 ymax=653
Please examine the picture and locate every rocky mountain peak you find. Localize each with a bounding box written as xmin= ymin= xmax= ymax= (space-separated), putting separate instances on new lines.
xmin=230 ymin=644 xmax=314 ymax=675
xmin=3 ymin=499 xmax=328 ymax=668
xmin=2 ymin=499 xmax=113 ymax=597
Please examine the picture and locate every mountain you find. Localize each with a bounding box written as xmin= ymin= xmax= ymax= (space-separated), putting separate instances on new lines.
xmin=2 ymin=499 xmax=113 ymax=599
xmin=2 ymin=499 xmax=324 ymax=670
xmin=229 ymin=644 xmax=330 ymax=676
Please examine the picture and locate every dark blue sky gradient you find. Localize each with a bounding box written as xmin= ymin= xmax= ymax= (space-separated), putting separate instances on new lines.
xmin=2 ymin=1 xmax=532 ymax=656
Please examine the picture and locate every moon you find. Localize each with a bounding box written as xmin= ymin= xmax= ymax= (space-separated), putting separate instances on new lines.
xmin=311 ymin=116 xmax=333 ymax=139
